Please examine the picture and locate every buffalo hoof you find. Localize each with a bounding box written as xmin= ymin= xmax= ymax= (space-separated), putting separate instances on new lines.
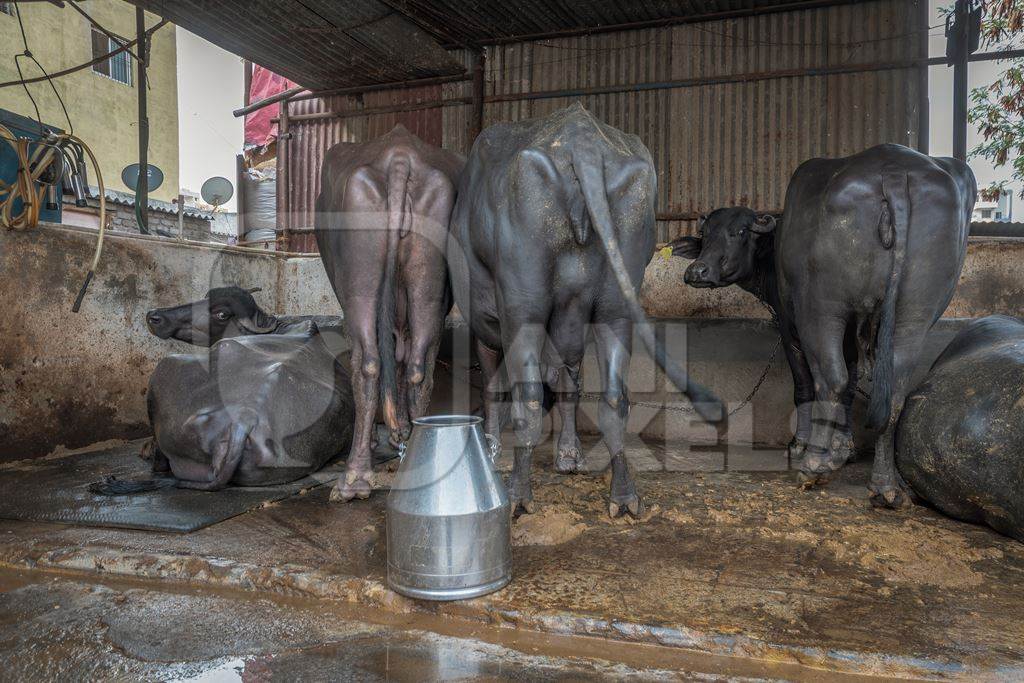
xmin=787 ymin=436 xmax=807 ymax=462
xmin=330 ymin=471 xmax=374 ymax=502
xmin=797 ymin=469 xmax=832 ymax=489
xmin=553 ymin=446 xmax=584 ymax=474
xmin=868 ymin=482 xmax=913 ymax=510
xmin=510 ymin=496 xmax=536 ymax=517
xmin=608 ymin=494 xmax=643 ymax=519
xmin=508 ymin=472 xmax=535 ymax=517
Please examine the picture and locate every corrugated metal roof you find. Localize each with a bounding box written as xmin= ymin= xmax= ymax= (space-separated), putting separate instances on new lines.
xmin=126 ymin=0 xmax=855 ymax=89
xmin=385 ymin=0 xmax=861 ymax=45
xmin=126 ymin=0 xmax=465 ymax=90
xmin=98 ymin=188 xmax=215 ymax=220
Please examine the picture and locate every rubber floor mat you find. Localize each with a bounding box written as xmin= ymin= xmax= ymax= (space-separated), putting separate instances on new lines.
xmin=0 ymin=440 xmax=350 ymax=533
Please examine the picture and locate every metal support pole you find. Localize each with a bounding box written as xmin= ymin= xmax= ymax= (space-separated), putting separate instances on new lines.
xmin=952 ymin=0 xmax=970 ymax=161
xmin=135 ymin=7 xmax=150 ymax=234
xmin=177 ymin=193 xmax=184 ymax=240
xmin=917 ymin=0 xmax=930 ymax=154
xmin=235 ymin=153 xmax=246 ymax=240
xmin=276 ymin=99 xmax=290 ymax=252
xmin=243 ymin=59 xmax=252 ymax=108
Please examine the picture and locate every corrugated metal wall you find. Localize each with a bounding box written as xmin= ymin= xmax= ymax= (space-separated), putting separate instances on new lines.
xmin=283 ymin=82 xmax=452 ymax=252
xmin=282 ymin=0 xmax=926 ymax=250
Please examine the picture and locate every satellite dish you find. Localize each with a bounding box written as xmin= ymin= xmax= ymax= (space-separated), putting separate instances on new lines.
xmin=200 ymin=176 xmax=234 ymax=207
xmin=121 ymin=163 xmax=164 ymax=192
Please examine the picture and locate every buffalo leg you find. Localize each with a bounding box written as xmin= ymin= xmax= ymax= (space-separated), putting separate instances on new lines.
xmin=830 ymin=352 xmax=859 ymax=468
xmin=405 ymin=306 xmax=444 ymax=428
xmin=393 ymin=342 xmax=412 ymax=446
xmin=476 ymin=339 xmax=506 ymax=445
xmin=551 ymin=362 xmax=584 ymax=473
xmin=869 ymin=332 xmax=922 ymax=509
xmin=503 ymin=319 xmax=547 ymax=516
xmin=595 ymin=319 xmax=640 ymax=518
xmin=780 ymin=324 xmax=814 ymax=462
xmin=798 ymin=315 xmax=849 ymax=486
xmin=332 ymin=307 xmax=380 ymax=502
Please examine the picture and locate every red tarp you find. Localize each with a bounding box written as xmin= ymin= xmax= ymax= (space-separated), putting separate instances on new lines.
xmin=244 ymin=66 xmax=295 ymax=148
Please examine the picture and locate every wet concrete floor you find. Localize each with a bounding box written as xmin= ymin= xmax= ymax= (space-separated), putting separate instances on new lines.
xmin=0 ymin=567 xmax=807 ymax=681
xmin=1 ymin=438 xmax=1023 ymax=679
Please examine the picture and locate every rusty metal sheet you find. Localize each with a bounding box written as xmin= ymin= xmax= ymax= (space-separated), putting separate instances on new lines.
xmin=281 ymin=84 xmax=449 ymax=251
xmin=473 ymin=0 xmax=924 ymax=241
xmin=282 ymin=0 xmax=925 ymax=249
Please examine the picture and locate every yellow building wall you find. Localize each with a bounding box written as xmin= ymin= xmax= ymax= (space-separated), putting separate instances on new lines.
xmin=0 ymin=1 xmax=178 ymax=202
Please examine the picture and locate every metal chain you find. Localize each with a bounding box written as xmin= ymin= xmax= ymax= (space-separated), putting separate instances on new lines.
xmin=435 ymin=314 xmax=783 ymax=419
xmin=576 ymin=335 xmax=781 ymax=416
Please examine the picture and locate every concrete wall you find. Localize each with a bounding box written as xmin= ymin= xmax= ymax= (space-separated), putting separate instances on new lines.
xmin=0 ymin=1 xmax=179 ymax=202
xmin=641 ymin=237 xmax=1024 ymax=321
xmin=0 ymin=224 xmax=279 ymax=461
xmin=2 ymin=224 xmax=1022 ymax=461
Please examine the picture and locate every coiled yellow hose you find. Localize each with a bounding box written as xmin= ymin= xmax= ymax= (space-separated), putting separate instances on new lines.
xmin=0 ymin=123 xmax=106 ymax=311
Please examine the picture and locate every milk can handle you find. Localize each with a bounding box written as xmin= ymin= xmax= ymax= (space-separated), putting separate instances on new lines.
xmin=484 ymin=433 xmax=500 ymax=464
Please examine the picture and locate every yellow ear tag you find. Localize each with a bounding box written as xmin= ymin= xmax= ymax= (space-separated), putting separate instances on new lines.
xmin=659 ymin=246 xmax=674 ymax=260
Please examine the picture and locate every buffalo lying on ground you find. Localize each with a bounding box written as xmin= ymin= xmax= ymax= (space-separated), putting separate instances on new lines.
xmin=138 ymin=287 xmax=353 ymax=490
xmin=449 ymin=103 xmax=722 ymax=518
xmin=671 ymin=144 xmax=975 ymax=507
xmin=315 ymin=125 xmax=464 ymax=501
xmin=897 ymin=315 xmax=1024 ymax=542
xmin=146 ymin=328 xmax=354 ymax=489
xmin=146 ymin=285 xmax=342 ymax=345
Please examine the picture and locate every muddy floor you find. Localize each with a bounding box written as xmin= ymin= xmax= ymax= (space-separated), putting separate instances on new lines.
xmin=1 ymin=438 xmax=1023 ymax=679
xmin=0 ymin=569 xmax=716 ymax=681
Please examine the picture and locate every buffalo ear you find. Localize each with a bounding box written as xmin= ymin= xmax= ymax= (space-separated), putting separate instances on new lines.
xmin=751 ymin=214 xmax=777 ymax=234
xmin=237 ymin=307 xmax=278 ymax=334
xmin=667 ymin=235 xmax=703 ymax=259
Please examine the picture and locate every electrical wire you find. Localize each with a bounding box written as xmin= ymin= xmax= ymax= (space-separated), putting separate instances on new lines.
xmin=0 ymin=21 xmax=167 ymax=90
xmin=65 ymin=0 xmax=139 ymax=63
xmin=12 ymin=3 xmax=73 ymax=135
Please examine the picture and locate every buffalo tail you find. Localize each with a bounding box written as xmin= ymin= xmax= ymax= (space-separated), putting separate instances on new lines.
xmin=378 ymin=156 xmax=410 ymax=432
xmin=867 ymin=167 xmax=910 ymax=430
xmin=571 ymin=144 xmax=724 ymax=424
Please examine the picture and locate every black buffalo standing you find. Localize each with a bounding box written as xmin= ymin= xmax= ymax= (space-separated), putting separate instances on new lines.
xmin=143 ymin=287 xmax=353 ymax=490
xmin=449 ymin=103 xmax=722 ymax=518
xmin=897 ymin=315 xmax=1024 ymax=542
xmin=671 ymin=144 xmax=975 ymax=507
xmin=315 ymin=125 xmax=464 ymax=501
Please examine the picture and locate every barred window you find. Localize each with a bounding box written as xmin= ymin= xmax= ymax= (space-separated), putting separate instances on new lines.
xmin=91 ymin=28 xmax=132 ymax=86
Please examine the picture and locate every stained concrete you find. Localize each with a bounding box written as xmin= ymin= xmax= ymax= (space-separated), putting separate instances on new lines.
xmin=5 ymin=225 xmax=1024 ymax=460
xmin=0 ymin=570 xmax=718 ymax=681
xmin=1 ymin=439 xmax=1022 ymax=680
xmin=0 ymin=224 xmax=281 ymax=461
xmin=6 ymin=225 xmax=1024 ymax=461
xmin=640 ymin=237 xmax=1024 ymax=321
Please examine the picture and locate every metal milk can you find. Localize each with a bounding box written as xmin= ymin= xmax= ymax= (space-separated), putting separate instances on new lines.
xmin=386 ymin=415 xmax=511 ymax=600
